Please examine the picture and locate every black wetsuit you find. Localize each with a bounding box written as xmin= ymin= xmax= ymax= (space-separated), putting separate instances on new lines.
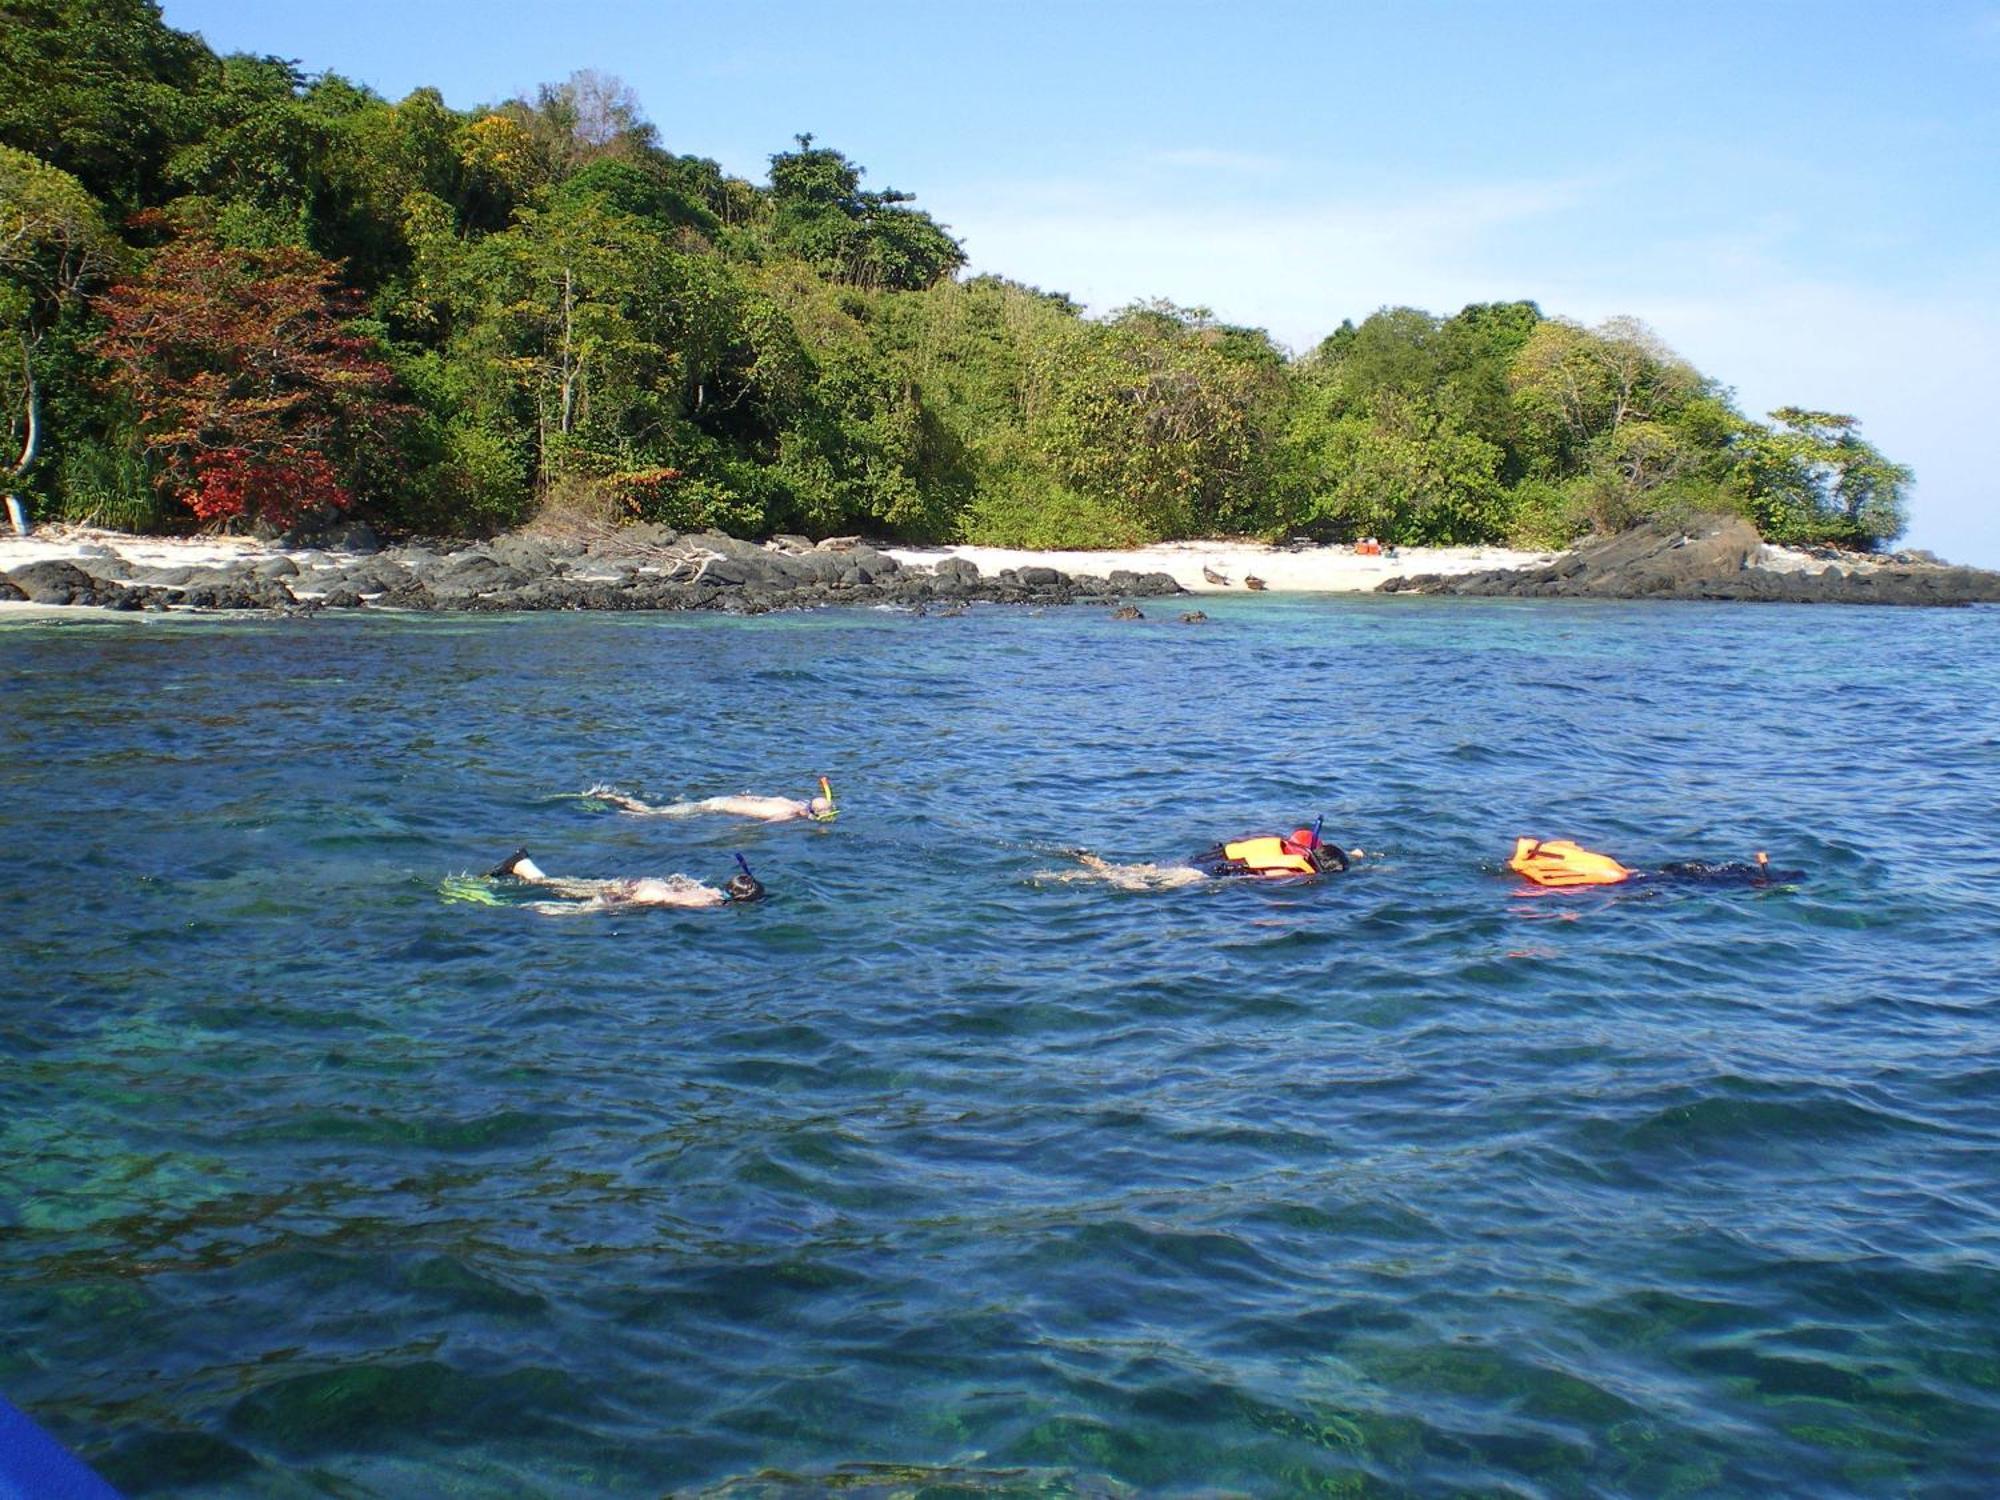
xmin=1647 ymin=861 xmax=1804 ymax=887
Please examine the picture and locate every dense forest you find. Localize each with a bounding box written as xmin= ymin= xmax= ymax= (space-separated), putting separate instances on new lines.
xmin=1 ymin=0 xmax=1912 ymax=549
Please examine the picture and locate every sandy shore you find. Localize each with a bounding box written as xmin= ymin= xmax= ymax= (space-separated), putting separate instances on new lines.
xmin=884 ymin=539 xmax=1556 ymax=593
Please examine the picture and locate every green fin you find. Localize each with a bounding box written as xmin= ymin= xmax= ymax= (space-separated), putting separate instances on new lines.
xmin=439 ymin=875 xmax=505 ymax=906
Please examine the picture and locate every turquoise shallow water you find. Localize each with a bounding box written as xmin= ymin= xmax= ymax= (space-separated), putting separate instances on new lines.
xmin=3 ymin=596 xmax=2000 ymax=1498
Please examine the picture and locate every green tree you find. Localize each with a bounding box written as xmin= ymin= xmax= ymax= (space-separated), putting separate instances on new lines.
xmin=1026 ymin=301 xmax=1276 ymax=540
xmin=0 ymin=0 xmax=215 ymax=208
xmin=0 ymin=146 xmax=118 ymax=521
xmin=1282 ymin=389 xmax=1506 ymax=544
xmin=1736 ymin=408 xmax=1909 ymax=547
xmin=767 ymin=135 xmax=965 ymax=291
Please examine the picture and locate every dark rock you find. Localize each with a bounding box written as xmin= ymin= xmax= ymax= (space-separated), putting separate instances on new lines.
xmin=933 ymin=555 xmax=981 ymax=581
xmin=340 ymin=559 xmax=414 ymax=594
xmin=9 ymin=559 xmax=106 ymax=605
xmin=487 ymin=535 xmax=563 ymax=576
xmin=1180 ymin=610 xmax=1208 ymax=623
xmin=1110 ymin=605 xmax=1144 ymax=620
xmin=693 ymin=556 xmax=761 ymax=587
xmin=1017 ymin=565 xmax=1061 ymax=586
xmin=254 ymin=556 xmax=300 ymax=579
xmin=129 ymin=564 xmax=194 ymax=586
xmin=320 ymin=587 xmax=365 ymax=608
xmin=0 ymin=574 xmax=23 ymax=601
xmin=1378 ymin=517 xmax=2000 ymax=607
xmin=613 ymin=522 xmax=680 ymax=549
xmin=376 ymin=581 xmax=438 ymax=610
xmin=175 ymin=577 xmax=297 ymax=611
xmin=1134 ymin=571 xmax=1185 ymax=597
xmin=431 ymin=552 xmax=532 ymax=595
xmin=1107 ymin=569 xmax=1141 ymax=591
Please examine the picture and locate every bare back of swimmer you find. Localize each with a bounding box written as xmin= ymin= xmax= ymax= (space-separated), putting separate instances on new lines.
xmin=584 ymin=777 xmax=837 ymax=824
xmin=486 ymin=850 xmax=764 ymax=912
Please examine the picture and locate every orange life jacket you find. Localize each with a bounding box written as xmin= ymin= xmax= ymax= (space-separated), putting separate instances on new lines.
xmin=1509 ymin=837 xmax=1633 ymax=888
xmin=1221 ymin=836 xmax=1320 ymax=877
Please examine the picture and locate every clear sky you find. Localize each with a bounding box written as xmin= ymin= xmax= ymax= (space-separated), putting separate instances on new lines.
xmin=162 ymin=0 xmax=2000 ymax=563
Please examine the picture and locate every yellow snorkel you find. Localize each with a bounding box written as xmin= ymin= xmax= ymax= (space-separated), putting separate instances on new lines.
xmin=810 ymin=775 xmax=839 ymax=823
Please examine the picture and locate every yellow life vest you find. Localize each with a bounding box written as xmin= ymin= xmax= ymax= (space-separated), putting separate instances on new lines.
xmin=1509 ymin=837 xmax=1633 ymax=888
xmin=1221 ymin=836 xmax=1320 ymax=877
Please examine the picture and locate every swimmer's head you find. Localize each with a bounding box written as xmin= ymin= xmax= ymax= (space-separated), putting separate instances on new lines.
xmin=1286 ymin=827 xmax=1321 ymax=850
xmin=807 ymin=794 xmax=837 ymax=822
xmin=725 ymin=872 xmax=766 ymax=903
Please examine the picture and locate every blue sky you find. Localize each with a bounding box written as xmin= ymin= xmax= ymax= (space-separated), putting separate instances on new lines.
xmin=163 ymin=0 xmax=2000 ymax=562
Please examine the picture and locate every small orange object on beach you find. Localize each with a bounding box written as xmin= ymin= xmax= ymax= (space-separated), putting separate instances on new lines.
xmin=1354 ymin=538 xmax=1383 ymax=556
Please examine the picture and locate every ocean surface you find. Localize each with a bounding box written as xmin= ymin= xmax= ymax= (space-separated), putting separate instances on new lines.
xmin=3 ymin=596 xmax=1998 ymax=1498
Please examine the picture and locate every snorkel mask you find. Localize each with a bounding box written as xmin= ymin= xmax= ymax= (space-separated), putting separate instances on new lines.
xmin=808 ymin=775 xmax=839 ymax=823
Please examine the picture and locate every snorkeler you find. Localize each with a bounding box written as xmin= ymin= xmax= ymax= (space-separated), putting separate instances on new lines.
xmin=473 ymin=848 xmax=766 ymax=912
xmin=1508 ymin=838 xmax=1802 ymax=890
xmin=1192 ymin=823 xmax=1351 ymax=878
xmin=1049 ymin=819 xmax=1359 ymax=890
xmin=582 ymin=775 xmax=837 ymax=824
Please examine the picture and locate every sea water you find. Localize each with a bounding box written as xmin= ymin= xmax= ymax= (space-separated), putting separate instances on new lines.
xmin=2 ymin=597 xmax=1998 ymax=1497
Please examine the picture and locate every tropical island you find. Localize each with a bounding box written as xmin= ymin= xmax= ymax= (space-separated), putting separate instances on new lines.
xmin=2 ymin=0 xmax=1938 ymax=596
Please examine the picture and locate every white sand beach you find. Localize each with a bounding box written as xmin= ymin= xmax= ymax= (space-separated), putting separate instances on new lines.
xmin=884 ymin=539 xmax=1556 ymax=593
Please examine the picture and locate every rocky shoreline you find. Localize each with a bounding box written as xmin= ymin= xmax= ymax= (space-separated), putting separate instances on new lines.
xmin=1 ymin=526 xmax=1185 ymax=617
xmin=1379 ymin=518 xmax=2000 ymax=607
xmin=9 ymin=516 xmax=1998 ymax=619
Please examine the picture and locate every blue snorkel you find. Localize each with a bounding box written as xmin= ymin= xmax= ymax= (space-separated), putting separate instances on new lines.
xmin=1309 ymin=814 xmax=1348 ymax=873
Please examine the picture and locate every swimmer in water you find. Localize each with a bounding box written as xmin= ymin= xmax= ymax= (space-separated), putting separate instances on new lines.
xmin=476 ymin=848 xmax=765 ymax=913
xmin=1047 ymin=822 xmax=1364 ymax=890
xmin=1508 ymin=838 xmax=1803 ymax=890
xmin=583 ymin=775 xmax=837 ymax=824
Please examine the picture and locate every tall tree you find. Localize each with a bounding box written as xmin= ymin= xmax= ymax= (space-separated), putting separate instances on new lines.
xmin=93 ymin=227 xmax=407 ymax=525
xmin=768 ymin=136 xmax=965 ymax=291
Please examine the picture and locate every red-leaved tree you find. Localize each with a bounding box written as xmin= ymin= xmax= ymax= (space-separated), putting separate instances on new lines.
xmin=93 ymin=227 xmax=408 ymax=526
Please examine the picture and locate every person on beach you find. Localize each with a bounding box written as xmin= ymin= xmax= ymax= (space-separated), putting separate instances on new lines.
xmin=467 ymin=849 xmax=766 ymax=913
xmin=583 ymin=776 xmax=837 ymax=824
xmin=1507 ymin=838 xmax=1803 ymax=890
xmin=1049 ymin=823 xmax=1359 ymax=891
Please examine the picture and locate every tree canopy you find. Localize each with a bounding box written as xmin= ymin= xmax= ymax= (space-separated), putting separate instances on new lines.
xmin=0 ymin=0 xmax=1910 ymax=549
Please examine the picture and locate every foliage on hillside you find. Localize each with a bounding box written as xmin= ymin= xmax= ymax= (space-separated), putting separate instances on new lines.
xmin=0 ymin=1 xmax=1909 ymax=547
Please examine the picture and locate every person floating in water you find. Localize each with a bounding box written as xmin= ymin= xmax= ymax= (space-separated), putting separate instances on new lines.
xmin=583 ymin=775 xmax=837 ymax=824
xmin=1049 ymin=820 xmax=1359 ymax=890
xmin=1507 ymin=837 xmax=1802 ymax=890
xmin=455 ymin=849 xmax=766 ymax=913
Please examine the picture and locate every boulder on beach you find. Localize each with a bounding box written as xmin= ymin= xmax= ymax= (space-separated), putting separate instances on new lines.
xmin=8 ymin=559 xmax=107 ymax=606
